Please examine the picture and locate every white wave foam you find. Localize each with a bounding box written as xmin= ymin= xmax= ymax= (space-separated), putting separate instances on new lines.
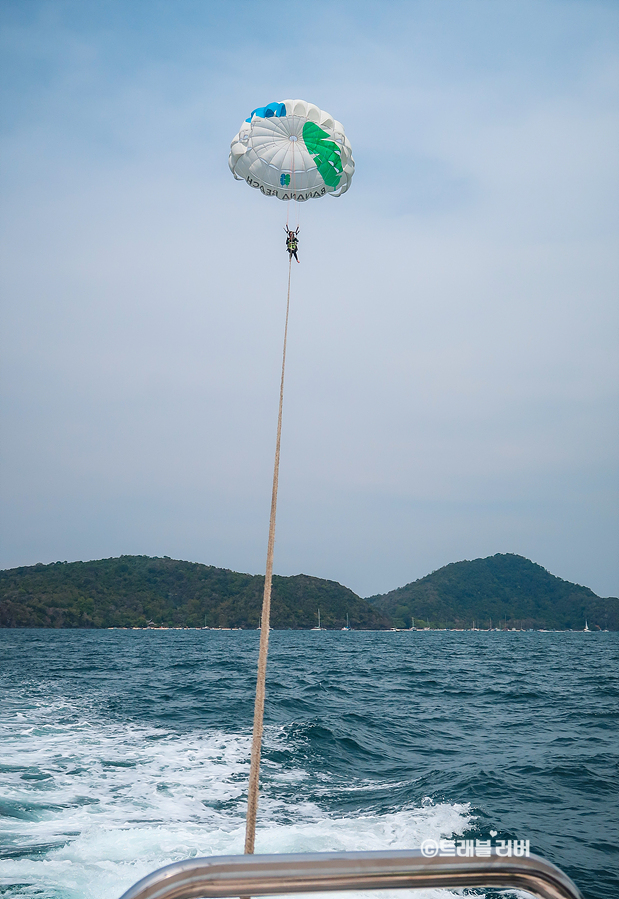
xmin=0 ymin=696 xmax=474 ymax=899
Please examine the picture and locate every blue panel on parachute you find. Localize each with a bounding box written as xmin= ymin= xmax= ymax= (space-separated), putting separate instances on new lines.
xmin=246 ymin=102 xmax=287 ymax=123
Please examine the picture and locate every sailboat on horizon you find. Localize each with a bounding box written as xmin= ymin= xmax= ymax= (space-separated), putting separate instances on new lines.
xmin=311 ymin=609 xmax=324 ymax=631
xmin=341 ymin=614 xmax=351 ymax=631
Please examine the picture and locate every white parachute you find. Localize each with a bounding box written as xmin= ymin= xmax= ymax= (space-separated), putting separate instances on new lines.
xmin=229 ymin=99 xmax=354 ymax=202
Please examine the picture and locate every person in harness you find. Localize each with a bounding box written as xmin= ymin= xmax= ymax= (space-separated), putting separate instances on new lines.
xmin=285 ymin=226 xmax=300 ymax=263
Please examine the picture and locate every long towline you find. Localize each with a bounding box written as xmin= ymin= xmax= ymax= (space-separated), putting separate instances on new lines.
xmin=244 ymin=253 xmax=293 ymax=855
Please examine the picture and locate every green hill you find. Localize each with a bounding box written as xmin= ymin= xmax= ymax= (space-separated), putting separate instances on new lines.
xmin=1 ymin=553 xmax=616 ymax=630
xmin=0 ymin=555 xmax=389 ymax=630
xmin=366 ymin=553 xmax=619 ymax=630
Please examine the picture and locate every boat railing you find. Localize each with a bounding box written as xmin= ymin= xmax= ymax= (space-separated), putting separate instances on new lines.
xmin=118 ymin=848 xmax=583 ymax=899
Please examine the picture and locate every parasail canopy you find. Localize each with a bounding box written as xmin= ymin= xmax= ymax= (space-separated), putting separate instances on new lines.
xmin=229 ymin=99 xmax=354 ymax=202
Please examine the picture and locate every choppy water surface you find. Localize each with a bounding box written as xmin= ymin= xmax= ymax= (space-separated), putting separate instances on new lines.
xmin=0 ymin=630 xmax=617 ymax=899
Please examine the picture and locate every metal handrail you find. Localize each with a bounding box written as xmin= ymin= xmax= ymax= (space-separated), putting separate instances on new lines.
xmin=119 ymin=849 xmax=583 ymax=899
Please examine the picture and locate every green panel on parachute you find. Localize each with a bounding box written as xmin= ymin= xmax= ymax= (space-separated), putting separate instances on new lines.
xmin=302 ymin=122 xmax=343 ymax=189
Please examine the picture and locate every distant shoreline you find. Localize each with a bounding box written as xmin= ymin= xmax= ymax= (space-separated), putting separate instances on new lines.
xmin=2 ymin=553 xmax=617 ymax=631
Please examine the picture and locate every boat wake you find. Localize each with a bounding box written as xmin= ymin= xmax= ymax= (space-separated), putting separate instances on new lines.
xmin=0 ymin=693 xmax=474 ymax=899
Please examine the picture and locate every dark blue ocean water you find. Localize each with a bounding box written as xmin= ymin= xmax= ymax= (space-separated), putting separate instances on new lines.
xmin=0 ymin=630 xmax=617 ymax=899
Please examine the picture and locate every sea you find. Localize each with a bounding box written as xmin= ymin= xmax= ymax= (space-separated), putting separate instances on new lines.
xmin=0 ymin=629 xmax=617 ymax=899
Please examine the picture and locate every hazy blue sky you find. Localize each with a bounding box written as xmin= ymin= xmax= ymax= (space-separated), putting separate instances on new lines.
xmin=1 ymin=0 xmax=617 ymax=597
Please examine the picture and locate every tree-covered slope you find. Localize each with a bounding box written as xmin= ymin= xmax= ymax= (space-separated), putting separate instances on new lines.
xmin=366 ymin=553 xmax=618 ymax=630
xmin=2 ymin=553 xmax=616 ymax=630
xmin=0 ymin=556 xmax=389 ymax=629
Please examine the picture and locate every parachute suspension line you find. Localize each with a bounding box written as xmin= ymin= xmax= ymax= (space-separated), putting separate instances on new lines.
xmin=286 ymin=135 xmax=296 ymax=229
xmin=244 ymin=254 xmax=293 ymax=856
xmin=285 ymin=140 xmax=301 ymax=232
xmin=292 ymin=139 xmax=300 ymax=231
xmin=292 ymin=141 xmax=301 ymax=228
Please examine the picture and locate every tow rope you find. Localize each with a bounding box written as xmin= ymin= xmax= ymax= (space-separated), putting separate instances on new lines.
xmin=244 ymin=254 xmax=293 ymax=854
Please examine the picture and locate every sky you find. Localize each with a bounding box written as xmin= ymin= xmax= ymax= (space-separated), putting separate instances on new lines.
xmin=1 ymin=0 xmax=617 ymax=598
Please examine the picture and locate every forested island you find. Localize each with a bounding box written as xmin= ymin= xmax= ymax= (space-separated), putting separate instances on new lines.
xmin=367 ymin=553 xmax=618 ymax=631
xmin=0 ymin=556 xmax=387 ymax=630
xmin=0 ymin=553 xmax=617 ymax=630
